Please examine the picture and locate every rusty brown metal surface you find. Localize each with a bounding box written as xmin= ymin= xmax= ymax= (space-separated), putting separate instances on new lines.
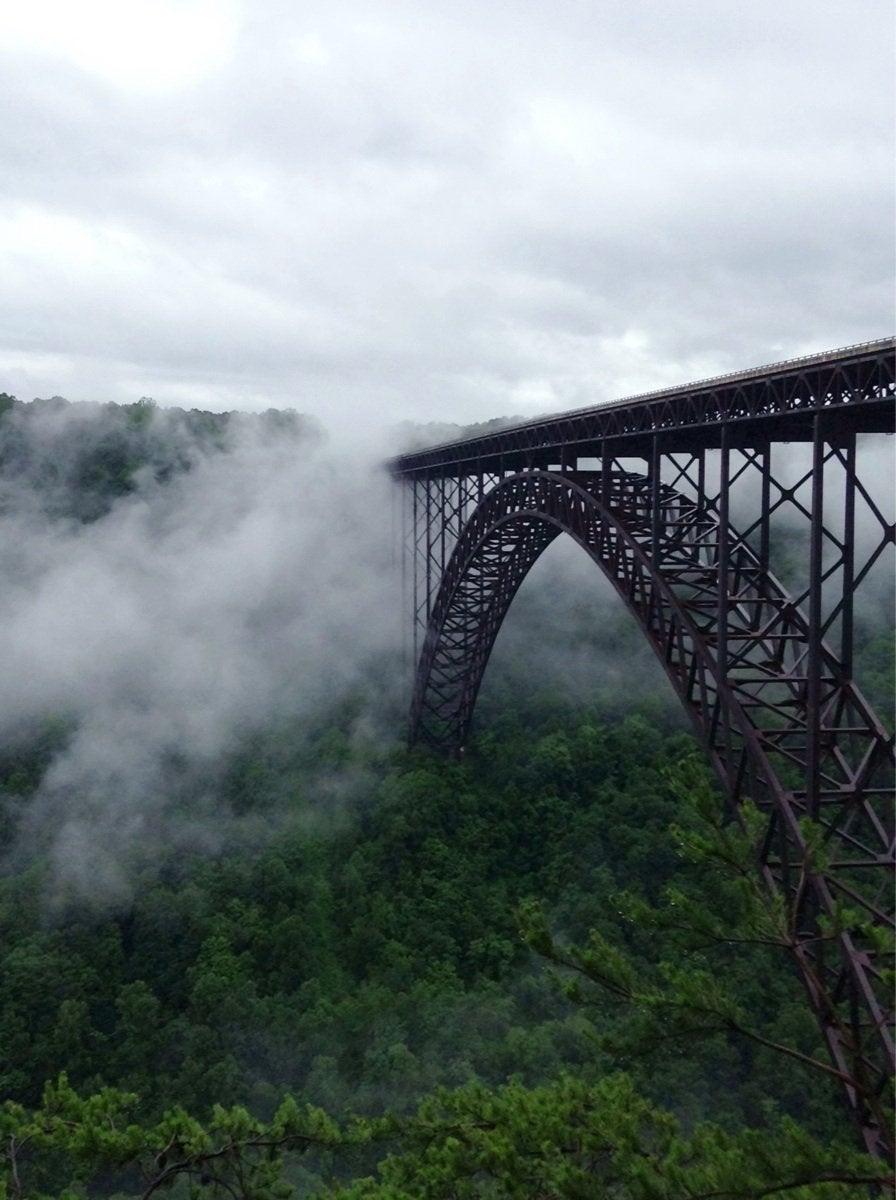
xmin=390 ymin=339 xmax=896 ymax=1158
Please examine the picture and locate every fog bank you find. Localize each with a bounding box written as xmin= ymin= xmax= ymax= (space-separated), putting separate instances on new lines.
xmin=0 ymin=401 xmax=401 ymax=904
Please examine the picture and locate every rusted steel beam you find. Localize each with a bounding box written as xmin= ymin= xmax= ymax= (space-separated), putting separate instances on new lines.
xmin=389 ymin=339 xmax=895 ymax=476
xmin=393 ymin=341 xmax=896 ymax=1158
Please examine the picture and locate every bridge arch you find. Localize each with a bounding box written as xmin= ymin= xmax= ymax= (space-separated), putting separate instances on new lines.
xmin=411 ymin=467 xmax=894 ymax=1158
xmin=414 ymin=469 xmax=709 ymax=753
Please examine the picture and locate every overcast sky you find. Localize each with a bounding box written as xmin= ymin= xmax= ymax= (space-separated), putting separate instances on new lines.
xmin=1 ymin=0 xmax=893 ymax=430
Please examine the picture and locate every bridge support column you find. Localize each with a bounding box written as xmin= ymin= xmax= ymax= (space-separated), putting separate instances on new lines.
xmin=806 ymin=413 xmax=825 ymax=818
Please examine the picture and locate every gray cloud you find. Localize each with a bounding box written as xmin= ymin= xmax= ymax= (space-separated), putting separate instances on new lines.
xmin=0 ymin=0 xmax=891 ymax=426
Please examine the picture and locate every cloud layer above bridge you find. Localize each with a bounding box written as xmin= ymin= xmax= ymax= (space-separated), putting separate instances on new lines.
xmin=1 ymin=0 xmax=893 ymax=428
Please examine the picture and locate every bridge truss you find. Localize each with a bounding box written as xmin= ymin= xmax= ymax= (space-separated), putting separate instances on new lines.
xmin=389 ymin=338 xmax=895 ymax=1158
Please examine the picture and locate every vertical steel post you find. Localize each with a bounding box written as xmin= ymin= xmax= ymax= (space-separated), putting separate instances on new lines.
xmin=697 ymin=447 xmax=706 ymax=509
xmin=425 ymin=471 xmax=433 ymax=626
xmin=412 ymin=480 xmax=420 ymax=667
xmin=401 ymin=480 xmax=408 ymax=679
xmin=759 ymin=443 xmax=771 ymax=576
xmin=806 ymin=413 xmax=825 ymax=818
xmin=600 ymin=441 xmax=611 ymax=555
xmin=651 ymin=434 xmax=662 ymax=568
xmin=717 ymin=424 xmax=732 ymax=788
xmin=840 ymin=434 xmax=857 ymax=679
xmin=696 ymin=448 xmax=707 ymax=566
xmin=437 ymin=472 xmax=443 ymax=577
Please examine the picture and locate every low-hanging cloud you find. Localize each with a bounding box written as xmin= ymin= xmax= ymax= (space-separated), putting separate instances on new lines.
xmin=0 ymin=0 xmax=892 ymax=428
xmin=0 ymin=402 xmax=403 ymax=905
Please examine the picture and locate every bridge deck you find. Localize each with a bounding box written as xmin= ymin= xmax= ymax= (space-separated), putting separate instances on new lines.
xmin=390 ymin=337 xmax=895 ymax=476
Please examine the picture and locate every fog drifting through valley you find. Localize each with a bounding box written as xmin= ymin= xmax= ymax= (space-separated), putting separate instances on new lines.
xmin=0 ymin=402 xmax=402 ymax=905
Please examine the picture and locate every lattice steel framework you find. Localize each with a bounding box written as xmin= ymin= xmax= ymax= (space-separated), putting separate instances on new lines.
xmin=389 ymin=338 xmax=895 ymax=1158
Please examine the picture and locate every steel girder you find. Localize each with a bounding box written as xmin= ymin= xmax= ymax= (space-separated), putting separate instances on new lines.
xmin=390 ymin=337 xmax=895 ymax=476
xmin=391 ymin=341 xmax=895 ymax=1157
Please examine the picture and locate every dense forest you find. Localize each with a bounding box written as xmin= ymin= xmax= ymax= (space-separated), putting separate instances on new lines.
xmin=0 ymin=395 xmax=892 ymax=1197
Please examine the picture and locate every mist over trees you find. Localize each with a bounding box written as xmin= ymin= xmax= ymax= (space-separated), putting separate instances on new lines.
xmin=0 ymin=395 xmax=891 ymax=1196
xmin=0 ymin=394 xmax=401 ymax=908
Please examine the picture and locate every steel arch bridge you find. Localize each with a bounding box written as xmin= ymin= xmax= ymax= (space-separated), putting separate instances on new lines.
xmin=389 ymin=337 xmax=895 ymax=1159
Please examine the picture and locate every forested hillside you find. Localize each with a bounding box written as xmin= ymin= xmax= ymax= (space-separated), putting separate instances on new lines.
xmin=0 ymin=397 xmax=891 ymax=1197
